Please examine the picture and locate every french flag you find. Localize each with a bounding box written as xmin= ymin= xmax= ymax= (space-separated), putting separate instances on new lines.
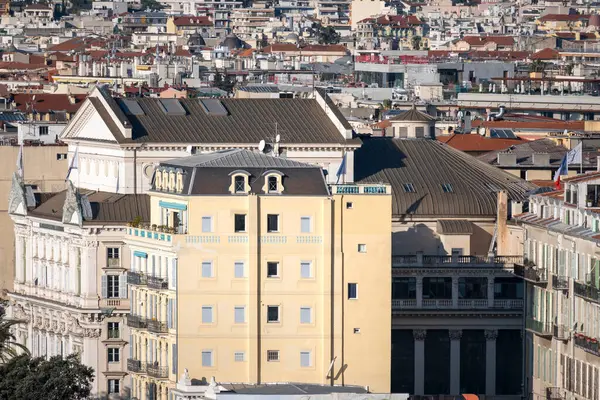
xmin=553 ymin=155 xmax=568 ymax=189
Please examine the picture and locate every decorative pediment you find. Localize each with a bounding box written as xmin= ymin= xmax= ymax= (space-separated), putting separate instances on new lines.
xmin=8 ymin=173 xmax=26 ymax=216
xmin=60 ymin=99 xmax=119 ymax=143
xmin=62 ymin=181 xmax=83 ymax=227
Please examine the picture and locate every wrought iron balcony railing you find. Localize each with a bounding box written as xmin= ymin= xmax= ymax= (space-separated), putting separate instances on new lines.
xmin=127 ymin=314 xmax=147 ymax=329
xmin=574 ymin=334 xmax=600 ymax=356
xmin=127 ymin=358 xmax=144 ymax=373
xmin=147 ymin=276 xmax=168 ymax=290
xmin=526 ymin=317 xmax=552 ymax=337
xmin=546 ymin=387 xmax=565 ymax=400
xmin=127 ymin=271 xmax=147 ymax=286
xmin=146 ymin=363 xmax=169 ymax=379
xmin=574 ymin=281 xmax=600 ymax=303
xmin=552 ymin=275 xmax=569 ymax=290
xmin=553 ymin=324 xmax=568 ymax=340
xmin=514 ymin=264 xmax=547 ymax=284
xmin=147 ymin=320 xmax=168 ymax=334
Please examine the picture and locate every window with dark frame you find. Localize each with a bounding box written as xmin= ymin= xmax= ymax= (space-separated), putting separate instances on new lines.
xmin=38 ymin=126 xmax=49 ymax=136
xmin=108 ymin=379 xmax=120 ymax=394
xmin=267 ymin=306 xmax=279 ymax=322
xmin=107 ymin=348 xmax=120 ymax=363
xmin=348 ymin=283 xmax=358 ymax=299
xmin=267 ymin=350 xmax=280 ymax=361
xmin=267 ymin=262 xmax=279 ymax=277
xmin=234 ymin=176 xmax=245 ymax=193
xmin=107 ymin=275 xmax=119 ymax=298
xmin=234 ymin=214 xmax=246 ymax=232
xmin=107 ymin=248 xmax=119 ymax=259
xmin=267 ymin=214 xmax=279 ymax=232
xmin=268 ymin=176 xmax=278 ymax=192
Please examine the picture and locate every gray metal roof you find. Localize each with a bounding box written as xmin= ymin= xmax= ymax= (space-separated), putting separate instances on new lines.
xmin=391 ymin=107 xmax=436 ymax=122
xmin=354 ymin=137 xmax=536 ymax=217
xmin=105 ymin=96 xmax=352 ymax=145
xmin=164 ymin=149 xmax=317 ymax=168
xmin=237 ymin=86 xmax=280 ymax=93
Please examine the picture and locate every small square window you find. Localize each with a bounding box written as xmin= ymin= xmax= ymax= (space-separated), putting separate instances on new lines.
xmin=267 ymin=262 xmax=279 ymax=278
xmin=234 ymin=214 xmax=246 ymax=232
xmin=107 ymin=247 xmax=119 ymax=259
xmin=353 ymin=328 xmax=361 ymax=334
xmin=234 ymin=306 xmax=246 ymax=323
xmin=346 ymin=202 xmax=353 ymax=209
xmin=358 ymin=244 xmax=367 ymax=253
xmin=234 ymin=261 xmax=245 ymax=278
xmin=300 ymin=261 xmax=312 ymax=279
xmin=300 ymin=351 xmax=311 ymax=367
xmin=201 ymin=261 xmax=213 ymax=278
xmin=267 ymin=305 xmax=279 ymax=323
xmin=107 ymin=347 xmax=120 ymax=363
xmin=267 ymin=214 xmax=279 ymax=232
xmin=403 ymin=183 xmax=415 ymax=193
xmin=348 ymin=283 xmax=358 ymax=299
xmin=234 ymin=351 xmax=245 ymax=362
xmin=300 ymin=307 xmax=312 ymax=324
xmin=202 ymin=216 xmax=212 ymax=233
xmin=300 ymin=216 xmax=311 ymax=233
xmin=267 ymin=350 xmax=280 ymax=362
xmin=268 ymin=176 xmax=278 ymax=192
xmin=39 ymin=126 xmax=49 ymax=135
xmin=234 ymin=176 xmax=245 ymax=193
xmin=202 ymin=350 xmax=213 ymax=367
xmin=202 ymin=306 xmax=213 ymax=323
xmin=441 ymin=183 xmax=454 ymax=193
xmin=56 ymin=153 xmax=67 ymax=160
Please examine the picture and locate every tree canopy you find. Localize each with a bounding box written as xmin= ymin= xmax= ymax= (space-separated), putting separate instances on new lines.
xmin=0 ymin=354 xmax=94 ymax=400
xmin=0 ymin=301 xmax=28 ymax=363
xmin=311 ymin=24 xmax=341 ymax=45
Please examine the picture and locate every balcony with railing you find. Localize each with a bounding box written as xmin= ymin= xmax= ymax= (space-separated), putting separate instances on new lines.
xmin=553 ymin=324 xmax=569 ymax=340
xmin=147 ymin=320 xmax=168 ymax=334
xmin=514 ymin=263 xmax=548 ymax=284
xmin=127 ymin=358 xmax=144 ymax=373
xmin=392 ymin=253 xmax=523 ymax=270
xmin=574 ymin=333 xmax=600 ymax=357
xmin=127 ymin=314 xmax=147 ymax=329
xmin=147 ymin=276 xmax=168 ymax=290
xmin=546 ymin=387 xmax=565 ymax=400
xmin=574 ymin=280 xmax=600 ymax=303
xmin=526 ymin=317 xmax=552 ymax=337
xmin=393 ymin=298 xmax=523 ymax=310
xmin=552 ymin=275 xmax=569 ymax=291
xmin=127 ymin=271 xmax=147 ymax=286
xmin=146 ymin=363 xmax=169 ymax=379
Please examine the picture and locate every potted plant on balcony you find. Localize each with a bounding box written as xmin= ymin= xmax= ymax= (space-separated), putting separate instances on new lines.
xmin=151 ymin=224 xmax=157 ymax=231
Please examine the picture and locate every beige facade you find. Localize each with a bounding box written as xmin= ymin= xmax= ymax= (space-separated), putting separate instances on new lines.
xmin=126 ymin=182 xmax=392 ymax=399
xmin=0 ymin=145 xmax=68 ymax=297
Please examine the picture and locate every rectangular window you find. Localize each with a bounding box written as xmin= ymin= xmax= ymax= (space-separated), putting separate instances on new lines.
xmin=234 ymin=176 xmax=245 ymax=193
xmin=300 ymin=261 xmax=312 ymax=279
xmin=423 ymin=277 xmax=452 ymax=299
xmin=392 ymin=277 xmax=416 ymax=299
xmin=202 ymin=350 xmax=213 ymax=367
xmin=234 ymin=306 xmax=245 ymax=323
xmin=300 ymin=351 xmax=311 ymax=367
xmin=107 ymin=275 xmax=119 ymax=298
xmin=267 ymin=306 xmax=280 ymax=322
xmin=267 ymin=262 xmax=279 ymax=278
xmin=234 ymin=214 xmax=246 ymax=232
xmin=201 ymin=261 xmax=213 ymax=278
xmin=346 ymin=202 xmax=353 ymax=209
xmin=267 ymin=214 xmax=279 ymax=232
xmin=202 ymin=216 xmax=212 ymax=233
xmin=38 ymin=126 xmax=49 ymax=136
xmin=267 ymin=350 xmax=280 ymax=362
xmin=202 ymin=306 xmax=213 ymax=323
xmin=300 ymin=216 xmax=311 ymax=233
xmin=108 ymin=379 xmax=120 ymax=394
xmin=234 ymin=261 xmax=245 ymax=278
xmin=358 ymin=244 xmax=367 ymax=253
xmin=107 ymin=247 xmax=119 ymax=259
xmin=107 ymin=348 xmax=120 ymax=363
xmin=442 ymin=183 xmax=454 ymax=193
xmin=300 ymin=307 xmax=312 ymax=324
xmin=348 ymin=283 xmax=358 ymax=299
xmin=234 ymin=351 xmax=245 ymax=362
xmin=402 ymin=183 xmax=415 ymax=193
xmin=459 ymin=277 xmax=488 ymax=299
xmin=268 ymin=176 xmax=278 ymax=192
xmin=107 ymin=322 xmax=119 ymax=339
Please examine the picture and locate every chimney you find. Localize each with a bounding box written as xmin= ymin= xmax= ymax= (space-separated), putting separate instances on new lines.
xmin=532 ymin=152 xmax=550 ymax=166
xmin=496 ymin=190 xmax=508 ymax=255
xmin=497 ymin=152 xmax=516 ymax=166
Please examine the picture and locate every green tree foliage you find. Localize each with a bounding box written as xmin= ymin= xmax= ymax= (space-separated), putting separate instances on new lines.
xmin=0 ymin=354 xmax=94 ymax=400
xmin=0 ymin=302 xmax=28 ymax=363
xmin=311 ymin=23 xmax=341 ymax=45
xmin=411 ymin=35 xmax=422 ymax=50
xmin=141 ymin=0 xmax=164 ymax=10
xmin=213 ymin=72 xmax=236 ymax=93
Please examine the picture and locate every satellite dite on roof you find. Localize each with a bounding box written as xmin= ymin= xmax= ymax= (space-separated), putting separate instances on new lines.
xmin=258 ymin=139 xmax=266 ymax=152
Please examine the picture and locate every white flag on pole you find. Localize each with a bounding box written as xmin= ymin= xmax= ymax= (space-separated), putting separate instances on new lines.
xmin=65 ymin=146 xmax=79 ymax=181
xmin=567 ymin=142 xmax=583 ymax=165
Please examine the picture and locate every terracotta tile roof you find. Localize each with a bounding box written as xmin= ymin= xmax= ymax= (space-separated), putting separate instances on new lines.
xmin=12 ymin=93 xmax=87 ymax=113
xmin=174 ymin=47 xmax=192 ymax=57
xmin=437 ymin=134 xmax=523 ymax=152
xmin=461 ymin=35 xmax=515 ymax=46
xmin=262 ymin=44 xmax=346 ymax=53
xmin=48 ymin=37 xmax=106 ymax=52
xmin=236 ymin=48 xmax=255 ymax=57
xmin=538 ymin=14 xmax=590 ymax=22
xmin=530 ymin=180 xmax=558 ymax=188
xmin=0 ymin=62 xmax=47 ymax=71
xmin=358 ymin=14 xmax=423 ymax=26
xmin=531 ymin=48 xmax=561 ymax=60
xmin=481 ymin=119 xmax=585 ymax=130
xmin=172 ymin=16 xmax=212 ymax=26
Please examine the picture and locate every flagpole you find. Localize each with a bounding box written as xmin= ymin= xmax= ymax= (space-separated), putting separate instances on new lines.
xmin=581 ymin=140 xmax=583 ymax=174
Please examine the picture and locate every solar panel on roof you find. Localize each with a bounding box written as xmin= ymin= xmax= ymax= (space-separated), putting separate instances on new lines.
xmin=120 ymin=99 xmax=145 ymax=116
xmin=199 ymin=99 xmax=228 ymax=116
xmin=159 ymin=99 xmax=186 ymax=116
xmin=490 ymin=128 xmax=517 ymax=139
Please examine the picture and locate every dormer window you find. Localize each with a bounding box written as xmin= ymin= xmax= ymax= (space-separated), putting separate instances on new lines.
xmin=262 ymin=170 xmax=284 ymax=194
xmin=268 ymin=176 xmax=278 ymax=193
xmin=235 ymin=176 xmax=245 ymax=193
xmin=169 ymin=171 xmax=176 ymax=191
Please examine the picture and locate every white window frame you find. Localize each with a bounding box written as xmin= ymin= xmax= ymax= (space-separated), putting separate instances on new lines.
xmin=267 ymin=305 xmax=280 ymax=323
xmin=234 ymin=306 xmax=246 ymax=324
xmin=267 ymin=261 xmax=280 ymax=278
xmin=358 ymin=244 xmax=367 ymax=253
xmin=300 ymin=261 xmax=312 ymax=279
xmin=234 ymin=351 xmax=245 ymax=362
xmin=300 ymin=351 xmax=312 ymax=367
xmin=107 ymin=347 xmax=120 ymax=363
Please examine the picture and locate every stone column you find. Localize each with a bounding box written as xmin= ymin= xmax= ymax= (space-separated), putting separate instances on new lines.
xmin=485 ymin=329 xmax=498 ymax=395
xmin=15 ymin=235 xmax=24 ymax=283
xmin=162 ymin=296 xmax=168 ymax=323
xmin=161 ymin=340 xmax=167 ymax=368
xmin=452 ymin=276 xmax=459 ymax=308
xmin=414 ymin=329 xmax=427 ymax=395
xmin=487 ymin=277 xmax=495 ymax=307
xmin=449 ymin=329 xmax=462 ymax=395
xmin=416 ymin=277 xmax=423 ymax=308
xmin=161 ymin=256 xmax=168 ymax=279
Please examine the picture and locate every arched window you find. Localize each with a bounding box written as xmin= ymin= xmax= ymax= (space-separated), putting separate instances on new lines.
xmin=234 ymin=175 xmax=245 ymax=193
xmin=268 ymin=176 xmax=278 ymax=193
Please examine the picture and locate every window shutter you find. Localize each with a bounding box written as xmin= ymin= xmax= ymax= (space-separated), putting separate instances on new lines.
xmin=167 ymin=299 xmax=172 ymax=328
xmin=172 ymin=259 xmax=177 ymax=287
xmin=234 ymin=307 xmax=245 ymax=323
xmin=172 ymin=344 xmax=177 ymax=375
xmin=119 ymin=275 xmax=127 ymax=298
xmin=101 ymin=275 xmax=108 ymax=298
xmin=173 ymin=298 xmax=177 ymax=327
xmin=129 ymin=335 xmax=133 ymax=358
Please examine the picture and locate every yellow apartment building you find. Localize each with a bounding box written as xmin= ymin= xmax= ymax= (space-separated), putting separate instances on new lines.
xmin=125 ymin=149 xmax=392 ymax=400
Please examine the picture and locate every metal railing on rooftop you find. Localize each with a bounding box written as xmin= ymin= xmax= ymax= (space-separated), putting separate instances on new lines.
xmin=552 ymin=275 xmax=569 ymax=290
xmin=514 ymin=264 xmax=548 ymax=283
xmin=393 ymin=254 xmax=523 ymax=267
xmin=574 ymin=281 xmax=600 ymax=303
xmin=127 ymin=358 xmax=144 ymax=373
xmin=146 ymin=363 xmax=169 ymax=379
